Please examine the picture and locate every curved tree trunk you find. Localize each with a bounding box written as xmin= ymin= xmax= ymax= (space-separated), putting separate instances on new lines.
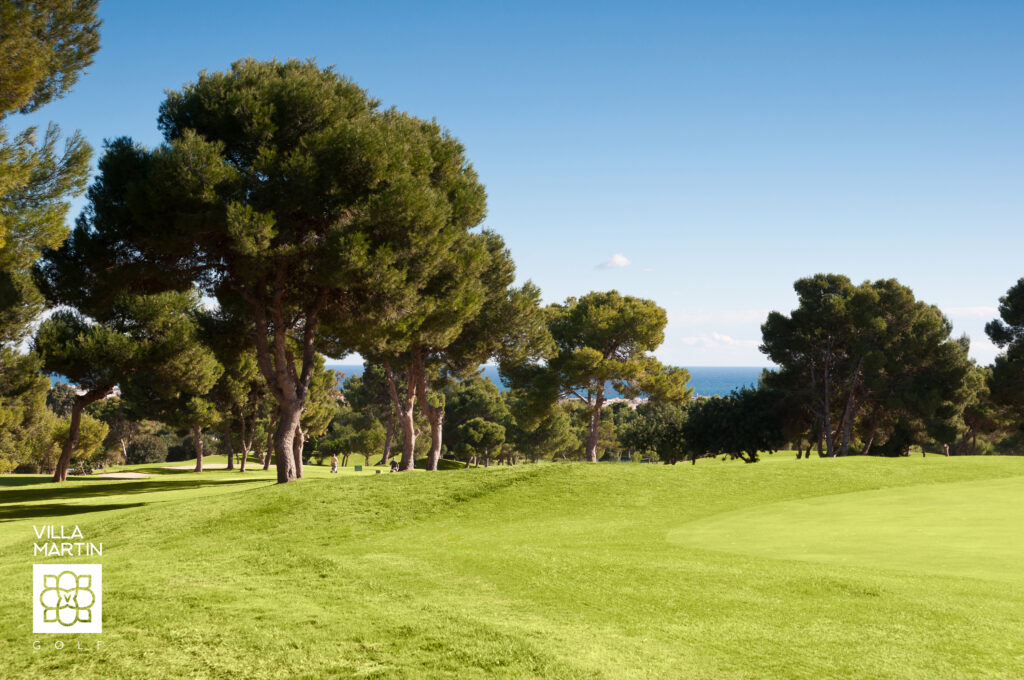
xmin=384 ymin=359 xmax=418 ymax=471
xmin=53 ymin=390 xmax=109 ymax=483
xmin=192 ymin=424 xmax=204 ymax=472
xmin=54 ymin=402 xmax=84 ymax=483
xmin=248 ymin=293 xmax=324 ymax=483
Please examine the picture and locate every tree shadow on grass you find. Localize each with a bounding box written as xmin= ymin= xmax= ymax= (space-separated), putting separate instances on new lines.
xmin=0 ymin=501 xmax=147 ymax=522
xmin=0 ymin=477 xmax=263 ymax=505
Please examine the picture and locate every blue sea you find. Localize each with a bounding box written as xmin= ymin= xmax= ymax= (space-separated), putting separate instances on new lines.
xmin=52 ymin=365 xmax=768 ymax=398
xmin=326 ymin=365 xmax=769 ymax=398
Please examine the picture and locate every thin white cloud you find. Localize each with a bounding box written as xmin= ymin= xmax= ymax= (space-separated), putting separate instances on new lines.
xmin=679 ymin=332 xmax=761 ymax=349
xmin=942 ymin=306 xmax=999 ymax=319
xmin=670 ymin=309 xmax=770 ymax=325
xmin=596 ymin=253 xmax=631 ymax=269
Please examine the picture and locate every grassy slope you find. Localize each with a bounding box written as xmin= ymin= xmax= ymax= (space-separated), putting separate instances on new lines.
xmin=3 ymin=454 xmax=1024 ymax=679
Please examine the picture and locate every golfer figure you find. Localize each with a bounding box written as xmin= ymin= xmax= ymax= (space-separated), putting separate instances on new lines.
xmin=330 ymin=454 xmax=339 ymax=473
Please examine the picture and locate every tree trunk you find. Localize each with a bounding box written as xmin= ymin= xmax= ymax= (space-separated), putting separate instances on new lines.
xmin=838 ymin=358 xmax=864 ymax=457
xmin=248 ymin=294 xmax=325 ymax=483
xmin=263 ymin=412 xmax=276 ymax=471
xmin=380 ymin=411 xmax=395 ymax=466
xmin=426 ymin=408 xmax=443 ymax=470
xmin=839 ymin=403 xmax=854 ymax=457
xmin=384 ymin=359 xmax=418 ymax=471
xmin=292 ymin=424 xmax=305 ymax=479
xmin=53 ymin=402 xmax=84 ymax=483
xmin=823 ymin=359 xmax=835 ymax=457
xmin=584 ymin=390 xmax=605 ymax=462
xmin=274 ymin=401 xmax=301 ymax=483
xmin=239 ymin=421 xmax=247 ymax=472
xmin=397 ymin=402 xmax=416 ymax=471
xmin=956 ymin=431 xmax=971 ymax=456
xmin=418 ymin=396 xmax=443 ymax=471
xmin=414 ymin=349 xmax=444 ymax=471
xmin=119 ymin=437 xmax=128 ymax=465
xmin=224 ymin=421 xmax=234 ymax=470
xmin=861 ymin=406 xmax=881 ymax=456
xmin=237 ymin=412 xmax=250 ymax=471
xmin=52 ymin=390 xmax=109 ymax=483
xmin=192 ymin=424 xmax=204 ymax=472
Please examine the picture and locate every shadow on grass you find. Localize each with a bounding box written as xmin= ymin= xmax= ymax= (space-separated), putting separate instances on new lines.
xmin=0 ymin=477 xmax=262 ymax=505
xmin=0 ymin=501 xmax=147 ymax=522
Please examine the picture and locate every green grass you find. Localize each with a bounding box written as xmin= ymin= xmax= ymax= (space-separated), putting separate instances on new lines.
xmin=3 ymin=454 xmax=1024 ymax=679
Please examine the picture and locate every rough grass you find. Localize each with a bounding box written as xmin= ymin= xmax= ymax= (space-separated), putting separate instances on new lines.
xmin=3 ymin=453 xmax=1024 ymax=679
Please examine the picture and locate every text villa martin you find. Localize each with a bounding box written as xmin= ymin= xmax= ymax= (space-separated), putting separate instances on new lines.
xmin=33 ymin=525 xmax=102 ymax=557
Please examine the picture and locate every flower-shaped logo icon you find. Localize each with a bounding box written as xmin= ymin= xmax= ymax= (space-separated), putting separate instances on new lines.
xmin=33 ymin=563 xmax=101 ymax=633
xmin=39 ymin=570 xmax=96 ymax=626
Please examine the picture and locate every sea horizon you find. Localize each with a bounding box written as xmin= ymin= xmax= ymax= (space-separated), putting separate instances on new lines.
xmin=325 ymin=364 xmax=772 ymax=398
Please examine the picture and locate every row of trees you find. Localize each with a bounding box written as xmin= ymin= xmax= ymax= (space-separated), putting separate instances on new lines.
xmin=21 ymin=272 xmax=1024 ymax=476
xmin=251 ymin=271 xmax=1024 ymax=466
xmin=2 ymin=3 xmax=1022 ymax=479
xmin=758 ymin=275 xmax=1024 ymax=459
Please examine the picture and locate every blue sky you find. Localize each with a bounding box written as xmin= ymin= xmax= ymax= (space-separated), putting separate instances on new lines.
xmin=16 ymin=0 xmax=1024 ymax=365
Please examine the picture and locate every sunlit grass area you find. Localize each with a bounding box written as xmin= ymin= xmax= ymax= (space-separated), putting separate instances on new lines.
xmin=4 ymin=455 xmax=1024 ymax=679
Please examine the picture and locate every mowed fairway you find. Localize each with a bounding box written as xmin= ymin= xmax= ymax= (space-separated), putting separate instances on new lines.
xmin=3 ymin=455 xmax=1024 ymax=679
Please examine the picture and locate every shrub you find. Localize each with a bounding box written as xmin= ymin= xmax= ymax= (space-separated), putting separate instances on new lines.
xmin=71 ymin=461 xmax=93 ymax=476
xmin=127 ymin=435 xmax=169 ymax=464
xmin=166 ymin=433 xmax=218 ymax=462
